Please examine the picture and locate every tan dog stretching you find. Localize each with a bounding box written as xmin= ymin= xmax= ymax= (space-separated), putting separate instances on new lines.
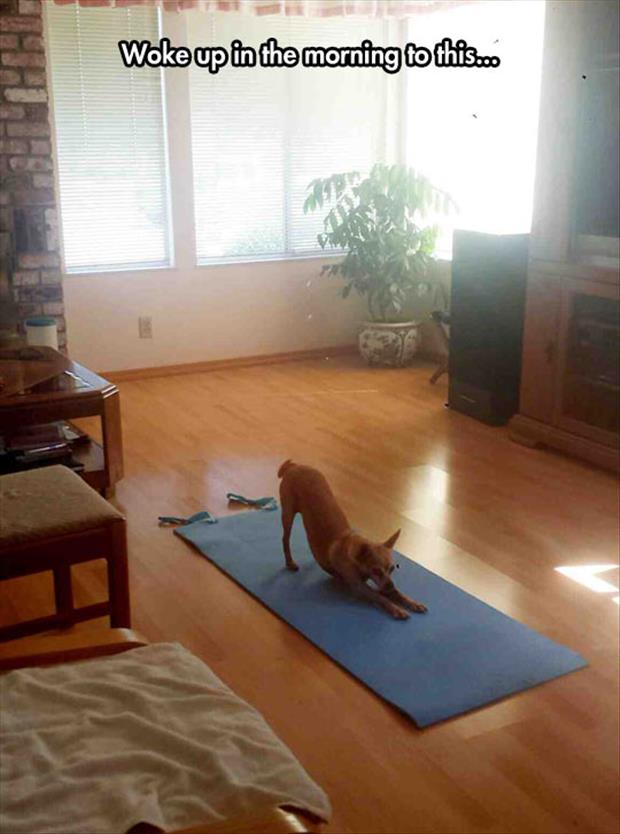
xmin=278 ymin=460 xmax=427 ymax=620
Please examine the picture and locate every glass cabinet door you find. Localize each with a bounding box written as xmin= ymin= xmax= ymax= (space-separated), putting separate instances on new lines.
xmin=556 ymin=280 xmax=620 ymax=445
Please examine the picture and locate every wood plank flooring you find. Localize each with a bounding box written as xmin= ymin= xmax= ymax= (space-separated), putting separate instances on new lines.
xmin=1 ymin=357 xmax=619 ymax=834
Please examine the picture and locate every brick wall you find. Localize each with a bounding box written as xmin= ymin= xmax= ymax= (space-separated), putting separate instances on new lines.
xmin=0 ymin=0 xmax=65 ymax=349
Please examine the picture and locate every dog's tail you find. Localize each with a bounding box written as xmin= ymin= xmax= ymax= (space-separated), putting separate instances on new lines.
xmin=278 ymin=459 xmax=295 ymax=478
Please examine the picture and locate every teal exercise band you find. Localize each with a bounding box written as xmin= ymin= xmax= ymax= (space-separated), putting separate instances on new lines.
xmin=226 ymin=493 xmax=279 ymax=511
xmin=158 ymin=510 xmax=217 ymax=526
xmin=158 ymin=492 xmax=278 ymax=526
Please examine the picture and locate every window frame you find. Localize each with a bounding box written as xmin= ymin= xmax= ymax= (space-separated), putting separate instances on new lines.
xmin=47 ymin=6 xmax=544 ymax=276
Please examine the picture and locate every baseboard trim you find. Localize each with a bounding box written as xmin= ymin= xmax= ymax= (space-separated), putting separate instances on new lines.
xmin=508 ymin=413 xmax=620 ymax=473
xmin=101 ymin=344 xmax=358 ymax=382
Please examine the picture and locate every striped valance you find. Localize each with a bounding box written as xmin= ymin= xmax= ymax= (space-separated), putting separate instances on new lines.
xmin=52 ymin=0 xmax=472 ymax=17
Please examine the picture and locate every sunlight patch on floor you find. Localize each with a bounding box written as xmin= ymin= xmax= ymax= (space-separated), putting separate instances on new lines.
xmin=404 ymin=465 xmax=451 ymax=503
xmin=555 ymin=564 xmax=619 ymax=598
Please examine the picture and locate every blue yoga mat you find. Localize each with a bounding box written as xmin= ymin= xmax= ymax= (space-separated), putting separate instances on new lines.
xmin=176 ymin=512 xmax=586 ymax=727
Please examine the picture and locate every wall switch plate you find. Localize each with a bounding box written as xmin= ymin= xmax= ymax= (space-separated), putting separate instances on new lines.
xmin=138 ymin=316 xmax=153 ymax=339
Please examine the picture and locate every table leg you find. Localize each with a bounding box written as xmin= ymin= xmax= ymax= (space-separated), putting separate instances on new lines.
xmin=429 ymin=359 xmax=448 ymax=385
xmin=101 ymin=387 xmax=124 ymax=496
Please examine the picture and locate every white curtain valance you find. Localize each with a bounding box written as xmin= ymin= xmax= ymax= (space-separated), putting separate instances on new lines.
xmin=52 ymin=0 xmax=473 ymax=18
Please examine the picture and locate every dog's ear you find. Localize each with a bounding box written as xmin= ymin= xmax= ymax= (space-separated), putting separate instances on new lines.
xmin=383 ymin=529 xmax=401 ymax=549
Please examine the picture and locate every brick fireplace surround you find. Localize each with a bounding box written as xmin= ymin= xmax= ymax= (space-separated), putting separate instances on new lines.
xmin=0 ymin=0 xmax=65 ymax=349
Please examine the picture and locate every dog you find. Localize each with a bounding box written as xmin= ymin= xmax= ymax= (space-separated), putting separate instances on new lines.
xmin=278 ymin=460 xmax=427 ymax=620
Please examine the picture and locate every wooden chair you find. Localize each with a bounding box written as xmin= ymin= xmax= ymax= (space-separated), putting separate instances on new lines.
xmin=0 ymin=629 xmax=320 ymax=834
xmin=0 ymin=465 xmax=130 ymax=641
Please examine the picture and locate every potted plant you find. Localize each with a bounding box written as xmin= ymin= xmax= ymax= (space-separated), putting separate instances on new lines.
xmin=304 ymin=163 xmax=455 ymax=367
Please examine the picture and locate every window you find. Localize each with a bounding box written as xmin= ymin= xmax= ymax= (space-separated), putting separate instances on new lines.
xmin=187 ymin=12 xmax=389 ymax=263
xmin=46 ymin=4 xmax=170 ymax=272
xmin=45 ymin=4 xmax=545 ymax=273
xmin=405 ymin=0 xmax=546 ymax=255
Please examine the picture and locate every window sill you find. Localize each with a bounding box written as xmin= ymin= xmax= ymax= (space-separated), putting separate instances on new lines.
xmin=195 ymin=251 xmax=340 ymax=268
xmin=62 ymin=251 xmax=452 ymax=278
xmin=64 ymin=262 xmax=173 ymax=277
xmin=62 ymin=252 xmax=343 ymax=277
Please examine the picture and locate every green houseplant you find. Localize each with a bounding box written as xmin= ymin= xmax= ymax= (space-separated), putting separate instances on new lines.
xmin=304 ymin=162 xmax=455 ymax=366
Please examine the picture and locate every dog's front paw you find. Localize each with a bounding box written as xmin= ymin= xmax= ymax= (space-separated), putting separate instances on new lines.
xmin=286 ymin=562 xmax=300 ymax=572
xmin=401 ymin=597 xmax=427 ymax=613
xmin=389 ymin=605 xmax=410 ymax=620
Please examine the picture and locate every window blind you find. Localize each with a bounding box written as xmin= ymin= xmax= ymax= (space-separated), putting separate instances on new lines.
xmin=187 ymin=12 xmax=388 ymax=263
xmin=46 ymin=4 xmax=170 ymax=272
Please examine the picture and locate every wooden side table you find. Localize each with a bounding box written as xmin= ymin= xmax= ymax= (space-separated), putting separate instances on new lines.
xmin=0 ymin=352 xmax=123 ymax=497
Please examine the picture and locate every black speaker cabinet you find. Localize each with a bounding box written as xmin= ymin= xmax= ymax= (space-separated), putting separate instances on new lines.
xmin=448 ymin=231 xmax=529 ymax=426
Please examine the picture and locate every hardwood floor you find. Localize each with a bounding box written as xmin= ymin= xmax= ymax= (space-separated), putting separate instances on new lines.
xmin=2 ymin=357 xmax=619 ymax=834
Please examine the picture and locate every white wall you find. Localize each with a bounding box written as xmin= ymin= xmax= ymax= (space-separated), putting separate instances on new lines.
xmin=64 ymin=256 xmax=452 ymax=373
xmin=63 ymin=258 xmax=365 ymax=373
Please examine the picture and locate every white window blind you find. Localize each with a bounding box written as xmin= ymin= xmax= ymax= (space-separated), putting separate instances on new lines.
xmin=46 ymin=4 xmax=170 ymax=272
xmin=405 ymin=0 xmax=546 ymax=256
xmin=187 ymin=12 xmax=388 ymax=263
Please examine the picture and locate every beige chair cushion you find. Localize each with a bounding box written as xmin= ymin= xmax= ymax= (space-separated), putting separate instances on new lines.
xmin=0 ymin=466 xmax=123 ymax=550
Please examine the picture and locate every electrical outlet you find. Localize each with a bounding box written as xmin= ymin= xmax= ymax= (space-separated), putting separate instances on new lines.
xmin=138 ymin=316 xmax=153 ymax=339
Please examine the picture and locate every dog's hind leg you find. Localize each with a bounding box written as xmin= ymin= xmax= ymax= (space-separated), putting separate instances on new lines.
xmin=280 ymin=502 xmax=299 ymax=572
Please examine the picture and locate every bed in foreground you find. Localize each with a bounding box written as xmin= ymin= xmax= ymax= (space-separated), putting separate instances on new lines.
xmin=0 ymin=630 xmax=330 ymax=834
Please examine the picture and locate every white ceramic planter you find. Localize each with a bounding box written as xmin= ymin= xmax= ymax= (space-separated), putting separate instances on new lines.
xmin=358 ymin=320 xmax=421 ymax=367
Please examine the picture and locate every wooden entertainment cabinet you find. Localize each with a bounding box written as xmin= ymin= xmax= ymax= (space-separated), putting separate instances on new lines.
xmin=508 ymin=0 xmax=620 ymax=472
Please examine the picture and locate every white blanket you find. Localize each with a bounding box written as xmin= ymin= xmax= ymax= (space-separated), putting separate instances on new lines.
xmin=0 ymin=643 xmax=330 ymax=834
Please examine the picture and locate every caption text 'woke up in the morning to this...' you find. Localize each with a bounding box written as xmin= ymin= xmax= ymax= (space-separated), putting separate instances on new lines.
xmin=118 ymin=37 xmax=501 ymax=74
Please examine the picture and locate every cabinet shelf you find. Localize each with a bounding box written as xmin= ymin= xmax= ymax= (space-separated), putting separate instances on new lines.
xmin=566 ymin=372 xmax=620 ymax=392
